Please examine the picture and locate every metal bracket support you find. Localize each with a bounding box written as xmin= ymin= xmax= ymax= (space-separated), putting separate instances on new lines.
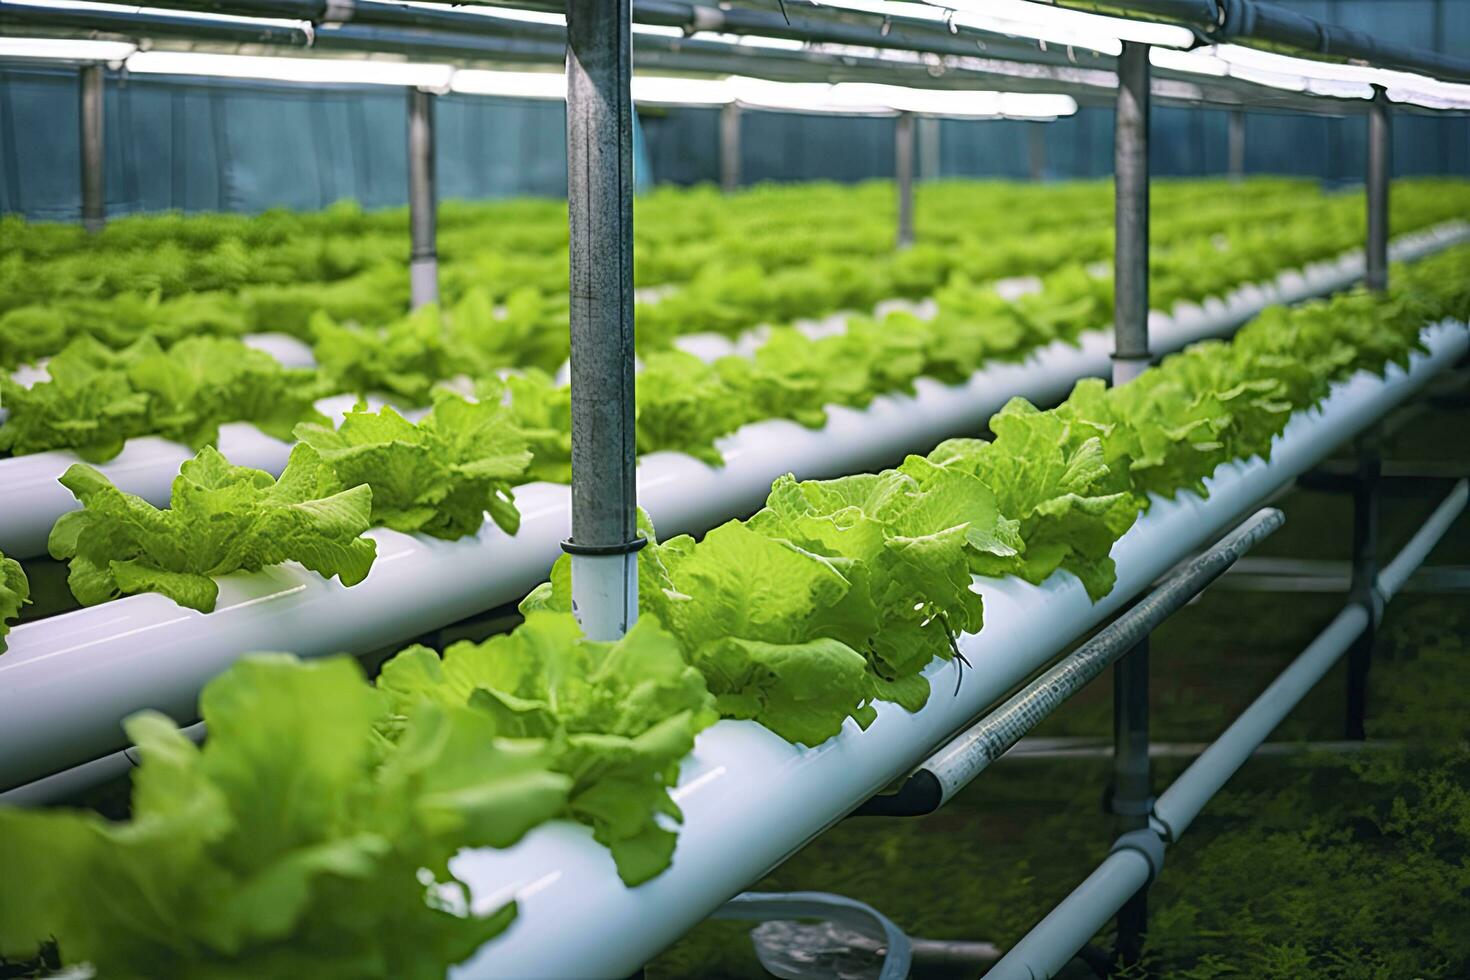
xmin=321 ymin=0 xmax=355 ymax=26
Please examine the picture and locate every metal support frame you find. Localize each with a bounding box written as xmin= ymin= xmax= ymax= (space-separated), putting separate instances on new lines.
xmin=14 ymin=0 xmax=1441 ymax=118
xmin=918 ymin=115 xmax=941 ymax=181
xmin=989 ymin=480 xmax=1469 ymax=980
xmin=79 ymin=63 xmax=105 ymax=234
xmin=1027 ymin=121 xmax=1047 ymax=182
xmin=853 ymin=510 xmax=1283 ymax=818
xmin=1344 ymin=439 xmax=1381 ymax=739
xmin=1228 ymin=109 xmax=1246 ymax=181
xmin=1056 ymin=0 xmax=1470 ymax=83
xmin=1365 ymin=90 xmax=1392 ymax=293
xmin=406 ymin=86 xmax=438 ymax=309
xmin=1110 ymin=39 xmax=1153 ymax=967
xmin=894 ymin=111 xmax=915 ymax=249
xmin=563 ymin=0 xmax=640 ymax=641
xmin=1112 ymin=41 xmax=1152 ymax=387
xmin=1109 ymin=636 xmax=1151 ymax=966
xmin=1110 ymin=641 xmax=1153 ymax=834
xmin=719 ymin=102 xmax=742 ymax=194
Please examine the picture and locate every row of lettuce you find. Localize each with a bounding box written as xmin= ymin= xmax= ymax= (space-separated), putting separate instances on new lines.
xmin=3 ymin=241 xmax=1467 ymax=627
xmin=6 ymin=179 xmax=1462 ymax=376
xmin=5 ymin=188 xmax=1464 ymax=465
xmin=1 ymin=245 xmax=1465 ymax=979
xmin=0 ymin=178 xmax=1288 ymax=304
xmin=0 ymin=179 xmax=1140 ymax=339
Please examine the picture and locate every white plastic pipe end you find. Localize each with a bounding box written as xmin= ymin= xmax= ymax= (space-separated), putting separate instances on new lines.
xmin=570 ymin=551 xmax=639 ymax=641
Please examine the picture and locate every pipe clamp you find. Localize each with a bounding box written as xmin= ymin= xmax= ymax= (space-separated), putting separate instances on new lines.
xmin=322 ymin=0 xmax=355 ymax=26
xmin=1110 ymin=828 xmax=1167 ymax=885
xmin=562 ymin=535 xmax=648 ymax=557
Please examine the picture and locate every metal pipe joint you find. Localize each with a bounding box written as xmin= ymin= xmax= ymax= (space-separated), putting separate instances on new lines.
xmin=1110 ymin=827 xmax=1167 ymax=885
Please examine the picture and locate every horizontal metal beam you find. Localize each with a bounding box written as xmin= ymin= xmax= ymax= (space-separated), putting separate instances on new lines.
xmin=1 ymin=1 xmax=1440 ymax=115
xmin=1057 ymin=0 xmax=1470 ymax=83
xmin=999 ymin=736 xmax=1402 ymax=760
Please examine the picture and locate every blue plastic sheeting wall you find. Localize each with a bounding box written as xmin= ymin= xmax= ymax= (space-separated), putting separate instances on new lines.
xmin=642 ymin=104 xmax=1468 ymax=187
xmin=2 ymin=0 xmax=1467 ymax=217
xmin=0 ymin=65 xmax=655 ymax=219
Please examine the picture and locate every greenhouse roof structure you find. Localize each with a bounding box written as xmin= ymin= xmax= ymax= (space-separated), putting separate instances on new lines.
xmin=2 ymin=0 xmax=1469 ymax=116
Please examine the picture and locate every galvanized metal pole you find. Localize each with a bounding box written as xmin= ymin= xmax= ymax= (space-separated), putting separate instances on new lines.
xmin=1227 ymin=109 xmax=1245 ymax=182
xmin=895 ymin=111 xmax=915 ymax=249
xmin=918 ymin=115 xmax=941 ymax=181
xmin=1027 ymin=122 xmax=1046 ymax=182
xmin=79 ymin=64 xmax=105 ymax=234
xmin=1110 ymin=637 xmax=1151 ymax=966
xmin=1112 ymin=41 xmax=1151 ymax=386
xmin=1344 ymin=440 xmax=1380 ymax=739
xmin=1112 ymin=641 xmax=1154 ymax=838
xmin=407 ymin=87 xmax=439 ymax=309
xmin=720 ymin=102 xmax=742 ymax=194
xmin=1110 ymin=40 xmax=1153 ymax=970
xmin=1365 ymin=90 xmax=1392 ymax=293
xmin=563 ymin=0 xmax=640 ymax=641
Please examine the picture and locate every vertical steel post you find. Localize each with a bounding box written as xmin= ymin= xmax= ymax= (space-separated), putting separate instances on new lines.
xmin=1228 ymin=109 xmax=1245 ymax=182
xmin=1112 ymin=41 xmax=1151 ymax=387
xmin=1345 ymin=440 xmax=1381 ymax=739
xmin=79 ymin=64 xmax=105 ymax=234
xmin=407 ymin=87 xmax=439 ymax=309
xmin=895 ymin=111 xmax=915 ymax=249
xmin=1111 ymin=40 xmax=1153 ymax=970
xmin=1110 ymin=637 xmax=1151 ymax=966
xmin=1027 ymin=122 xmax=1046 ymax=182
xmin=564 ymin=0 xmax=639 ymax=641
xmin=1365 ymin=91 xmax=1392 ymax=293
xmin=918 ymin=114 xmax=941 ymax=181
xmin=720 ymin=102 xmax=742 ymax=194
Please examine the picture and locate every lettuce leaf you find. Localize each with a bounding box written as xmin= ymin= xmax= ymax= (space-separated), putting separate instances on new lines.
xmin=295 ymin=390 xmax=532 ymax=541
xmin=48 ymin=445 xmax=377 ymax=612
xmin=498 ymin=370 xmax=573 ymax=485
xmin=0 ymin=549 xmax=29 ymax=649
xmin=0 ymin=334 xmax=327 ymax=461
xmin=931 ymin=398 xmax=1139 ymax=601
xmin=377 ymin=611 xmax=716 ymax=885
xmin=0 ymin=654 xmax=568 ymax=978
xmin=310 ymin=305 xmax=454 ymax=406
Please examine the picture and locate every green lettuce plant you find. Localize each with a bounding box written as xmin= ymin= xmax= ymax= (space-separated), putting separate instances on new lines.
xmin=0 ymin=549 xmax=28 ymax=649
xmin=295 ymin=390 xmax=532 ymax=541
xmin=0 ymin=654 xmax=571 ymax=978
xmin=49 ymin=445 xmax=377 ymax=612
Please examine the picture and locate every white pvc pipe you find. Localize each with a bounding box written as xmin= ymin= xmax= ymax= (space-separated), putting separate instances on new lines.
xmin=569 ymin=551 xmax=639 ymax=641
xmin=0 ymin=223 xmax=1461 ymax=560
xmin=442 ymin=320 xmax=1468 ymax=980
xmin=410 ymin=257 xmax=440 ymax=310
xmin=1150 ymin=479 xmax=1465 ymax=842
xmin=240 ymin=331 xmax=316 ymax=368
xmin=985 ymin=850 xmax=1152 ymax=980
xmin=958 ymin=478 xmax=1468 ymax=979
xmin=0 ymin=393 xmax=365 ymax=558
xmin=1149 ymin=604 xmax=1369 ymax=843
xmin=1377 ymin=478 xmax=1468 ymax=601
